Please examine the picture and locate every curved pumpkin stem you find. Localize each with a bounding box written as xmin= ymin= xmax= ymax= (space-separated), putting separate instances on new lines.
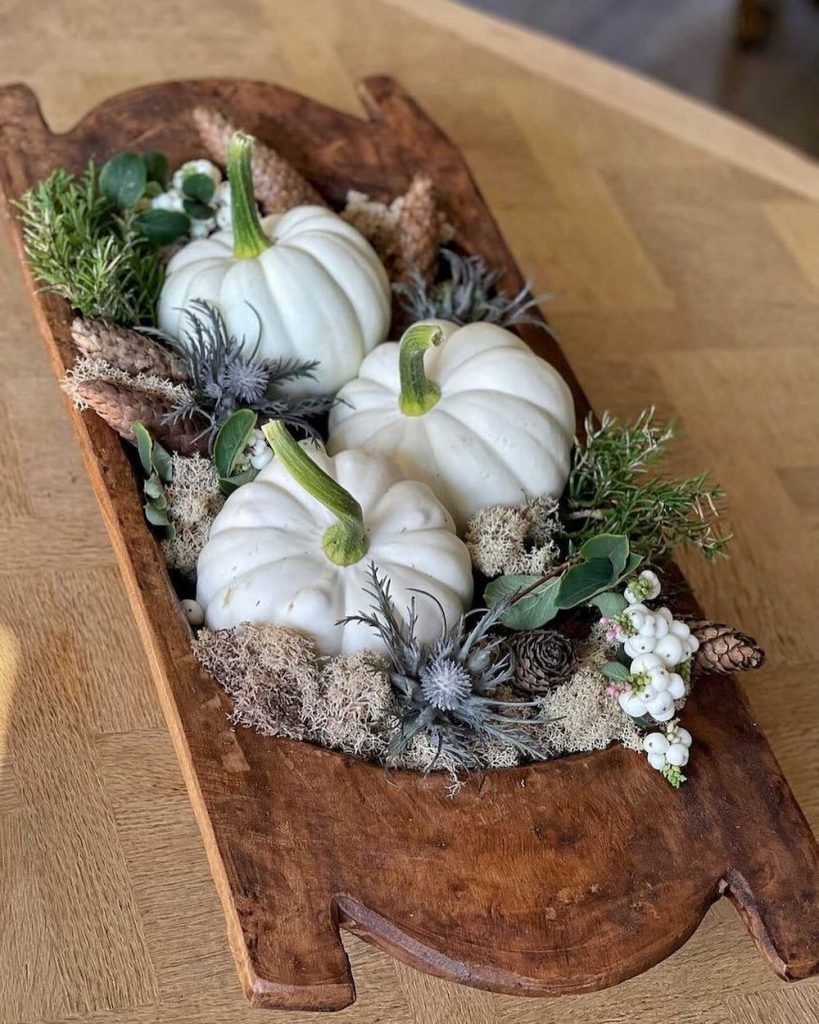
xmin=262 ymin=420 xmax=368 ymax=567
xmin=228 ymin=132 xmax=271 ymax=260
xmin=398 ymin=322 xmax=443 ymax=416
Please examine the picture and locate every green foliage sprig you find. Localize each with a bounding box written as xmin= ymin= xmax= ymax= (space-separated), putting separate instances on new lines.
xmin=485 ymin=533 xmax=639 ymax=630
xmin=564 ymin=409 xmax=730 ymax=561
xmin=16 ymin=149 xmax=189 ymax=324
xmin=133 ymin=421 xmax=175 ymax=539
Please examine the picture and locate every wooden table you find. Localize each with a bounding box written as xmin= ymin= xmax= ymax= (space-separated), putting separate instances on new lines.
xmin=0 ymin=2 xmax=817 ymax=1022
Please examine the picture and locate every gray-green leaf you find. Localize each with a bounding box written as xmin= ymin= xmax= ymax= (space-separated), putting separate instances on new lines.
xmin=132 ymin=421 xmax=154 ymax=476
xmin=214 ymin=409 xmax=258 ymax=485
xmin=99 ymin=152 xmax=147 ymax=208
xmin=578 ymin=533 xmax=629 ymax=577
xmin=601 ymin=660 xmax=630 ymax=683
xmin=556 ymin=558 xmax=617 ymax=610
xmin=182 ymin=172 xmax=216 ymax=204
xmin=143 ymin=150 xmax=170 ymax=189
xmin=589 ymin=590 xmax=628 ymax=618
xmin=485 ymin=574 xmax=561 ymax=630
xmin=132 ymin=208 xmax=190 ymax=245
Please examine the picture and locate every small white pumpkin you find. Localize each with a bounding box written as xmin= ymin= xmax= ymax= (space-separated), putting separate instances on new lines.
xmin=196 ymin=421 xmax=473 ymax=656
xmin=327 ymin=320 xmax=576 ymax=530
xmin=158 ymin=132 xmax=390 ymax=395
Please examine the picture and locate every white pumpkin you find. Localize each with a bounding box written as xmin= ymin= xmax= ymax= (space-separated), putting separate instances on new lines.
xmin=158 ymin=132 xmax=390 ymax=395
xmin=196 ymin=421 xmax=473 ymax=656
xmin=327 ymin=320 xmax=576 ymax=530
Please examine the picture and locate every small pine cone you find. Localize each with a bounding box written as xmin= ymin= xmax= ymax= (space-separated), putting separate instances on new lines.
xmin=689 ymin=619 xmax=766 ymax=675
xmin=71 ymin=379 xmax=208 ymax=455
xmin=507 ymin=629 xmax=577 ymax=695
xmin=71 ymin=318 xmax=187 ymax=382
xmin=192 ymin=106 xmax=324 ymax=214
xmin=396 ymin=174 xmax=441 ymax=284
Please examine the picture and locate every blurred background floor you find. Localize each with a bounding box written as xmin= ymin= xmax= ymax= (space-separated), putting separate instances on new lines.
xmin=462 ymin=0 xmax=819 ymax=156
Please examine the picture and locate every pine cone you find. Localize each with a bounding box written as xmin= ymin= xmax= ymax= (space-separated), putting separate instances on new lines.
xmin=192 ymin=106 xmax=324 ymax=214
xmin=71 ymin=318 xmax=187 ymax=381
xmin=71 ymin=379 xmax=208 ymax=455
xmin=396 ymin=174 xmax=441 ymax=284
xmin=689 ymin=620 xmax=766 ymax=675
xmin=507 ymin=630 xmax=577 ymax=695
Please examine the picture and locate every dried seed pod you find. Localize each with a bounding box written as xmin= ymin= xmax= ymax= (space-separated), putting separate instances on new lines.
xmin=70 ymin=378 xmax=208 ymax=455
xmin=507 ymin=629 xmax=577 ymax=695
xmin=71 ymin=317 xmax=187 ymax=381
xmin=396 ymin=173 xmax=441 ymax=284
xmin=689 ymin=619 xmax=765 ymax=675
xmin=192 ymin=106 xmax=324 ymax=213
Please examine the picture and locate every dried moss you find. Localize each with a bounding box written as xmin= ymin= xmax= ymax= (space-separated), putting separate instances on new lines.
xmin=192 ymin=620 xmax=642 ymax=776
xmin=161 ymin=453 xmax=225 ymax=575
xmin=62 ymin=355 xmax=190 ymax=408
xmin=465 ymin=496 xmax=560 ymax=576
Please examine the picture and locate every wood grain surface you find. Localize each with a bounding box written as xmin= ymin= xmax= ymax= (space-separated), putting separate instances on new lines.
xmin=0 ymin=2 xmax=817 ymax=1023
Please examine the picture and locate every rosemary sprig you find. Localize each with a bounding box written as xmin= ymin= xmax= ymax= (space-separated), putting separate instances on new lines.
xmin=16 ymin=163 xmax=164 ymax=323
xmin=564 ymin=409 xmax=730 ymax=561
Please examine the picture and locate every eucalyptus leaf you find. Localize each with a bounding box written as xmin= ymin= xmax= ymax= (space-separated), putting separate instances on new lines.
xmin=182 ymin=172 xmax=216 ymax=203
xmin=555 ymin=558 xmax=616 ymax=610
xmin=589 ymin=590 xmax=628 ymax=618
xmin=485 ymin=574 xmax=561 ymax=630
xmin=132 ymin=208 xmax=190 ymax=245
xmin=601 ymin=661 xmax=630 ymax=683
xmin=143 ymin=150 xmax=170 ymax=188
xmin=219 ymin=467 xmax=260 ymax=495
xmin=578 ymin=533 xmax=629 ymax=576
xmin=151 ymin=439 xmax=173 ymax=483
xmin=183 ymin=197 xmax=215 ymax=221
xmin=214 ymin=409 xmax=258 ymax=483
xmin=99 ymin=152 xmax=147 ymax=208
xmin=143 ymin=475 xmax=164 ymax=500
xmin=132 ymin=421 xmax=154 ymax=476
xmin=144 ymin=502 xmax=172 ymax=527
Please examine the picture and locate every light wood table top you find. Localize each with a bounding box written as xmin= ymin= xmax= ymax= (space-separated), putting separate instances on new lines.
xmin=0 ymin=1 xmax=817 ymax=1022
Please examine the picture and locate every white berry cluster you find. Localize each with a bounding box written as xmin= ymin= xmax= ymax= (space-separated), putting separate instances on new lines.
xmin=150 ymin=158 xmax=234 ymax=239
xmin=643 ymin=720 xmax=692 ymax=787
xmin=615 ymin=571 xmax=699 ymax=724
xmin=235 ymin=429 xmax=273 ymax=473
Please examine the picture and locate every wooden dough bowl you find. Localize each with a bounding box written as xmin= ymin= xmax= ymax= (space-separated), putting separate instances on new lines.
xmin=0 ymin=77 xmax=816 ymax=1012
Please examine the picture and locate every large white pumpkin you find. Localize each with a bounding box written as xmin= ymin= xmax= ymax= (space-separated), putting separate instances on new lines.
xmin=327 ymin=320 xmax=576 ymax=530
xmin=196 ymin=422 xmax=473 ymax=656
xmin=158 ymin=134 xmax=390 ymax=395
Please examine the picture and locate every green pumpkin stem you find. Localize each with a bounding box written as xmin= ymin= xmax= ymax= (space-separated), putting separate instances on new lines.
xmin=262 ymin=420 xmax=368 ymax=567
xmin=398 ymin=323 xmax=443 ymax=416
xmin=227 ymin=132 xmax=271 ymax=260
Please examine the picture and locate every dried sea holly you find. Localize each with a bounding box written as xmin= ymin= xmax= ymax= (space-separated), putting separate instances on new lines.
xmin=162 ymin=300 xmax=335 ymax=448
xmin=393 ymin=248 xmax=551 ymax=329
xmin=343 ymin=564 xmax=550 ymax=773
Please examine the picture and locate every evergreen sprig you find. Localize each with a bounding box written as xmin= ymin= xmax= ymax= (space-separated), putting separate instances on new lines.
xmin=16 ymin=163 xmax=164 ymax=323
xmin=564 ymin=409 xmax=730 ymax=561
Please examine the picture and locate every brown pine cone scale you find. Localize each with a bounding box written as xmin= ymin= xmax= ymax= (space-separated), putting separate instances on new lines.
xmin=193 ymin=106 xmax=324 ymax=214
xmin=71 ymin=379 xmax=208 ymax=455
xmin=689 ymin=619 xmax=765 ymax=675
xmin=396 ymin=173 xmax=440 ymax=284
xmin=71 ymin=317 xmax=187 ymax=381
xmin=507 ymin=629 xmax=577 ymax=695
